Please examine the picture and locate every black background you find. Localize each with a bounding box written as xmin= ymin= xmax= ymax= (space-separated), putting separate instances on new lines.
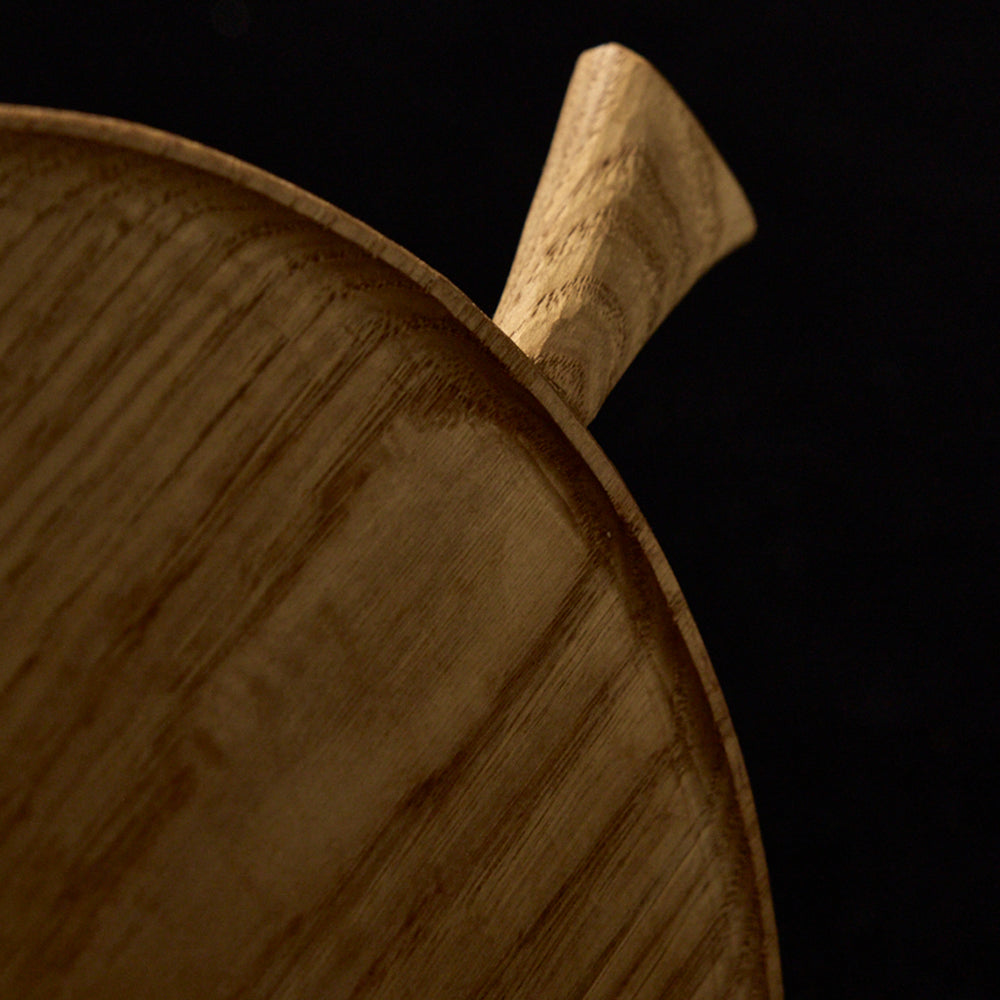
xmin=3 ymin=2 xmax=996 ymax=996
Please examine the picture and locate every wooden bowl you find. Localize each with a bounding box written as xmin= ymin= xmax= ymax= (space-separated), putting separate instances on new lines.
xmin=0 ymin=44 xmax=781 ymax=999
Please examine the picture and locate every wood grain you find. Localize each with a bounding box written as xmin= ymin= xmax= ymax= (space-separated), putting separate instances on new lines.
xmin=495 ymin=43 xmax=756 ymax=423
xmin=0 ymin=95 xmax=780 ymax=999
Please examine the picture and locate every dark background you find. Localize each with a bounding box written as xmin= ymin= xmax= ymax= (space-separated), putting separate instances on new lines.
xmin=3 ymin=2 xmax=996 ymax=996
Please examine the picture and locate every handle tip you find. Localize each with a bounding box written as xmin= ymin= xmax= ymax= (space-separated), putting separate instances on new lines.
xmin=496 ymin=43 xmax=757 ymax=423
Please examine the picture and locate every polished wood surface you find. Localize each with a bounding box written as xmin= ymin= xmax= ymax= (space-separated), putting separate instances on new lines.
xmin=495 ymin=44 xmax=756 ymax=424
xmin=0 ymin=45 xmax=780 ymax=1000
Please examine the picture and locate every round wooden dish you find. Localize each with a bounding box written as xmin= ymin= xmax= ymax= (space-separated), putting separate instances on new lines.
xmin=0 ymin=44 xmax=781 ymax=999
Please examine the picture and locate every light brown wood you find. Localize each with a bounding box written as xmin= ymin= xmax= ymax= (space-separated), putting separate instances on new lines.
xmin=495 ymin=43 xmax=756 ymax=423
xmin=0 ymin=47 xmax=780 ymax=1000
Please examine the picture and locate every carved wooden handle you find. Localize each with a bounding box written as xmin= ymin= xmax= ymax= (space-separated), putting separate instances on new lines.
xmin=494 ymin=43 xmax=756 ymax=424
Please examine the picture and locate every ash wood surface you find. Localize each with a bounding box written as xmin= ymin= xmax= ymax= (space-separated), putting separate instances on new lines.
xmin=0 ymin=78 xmax=779 ymax=1000
xmin=495 ymin=44 xmax=756 ymax=423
